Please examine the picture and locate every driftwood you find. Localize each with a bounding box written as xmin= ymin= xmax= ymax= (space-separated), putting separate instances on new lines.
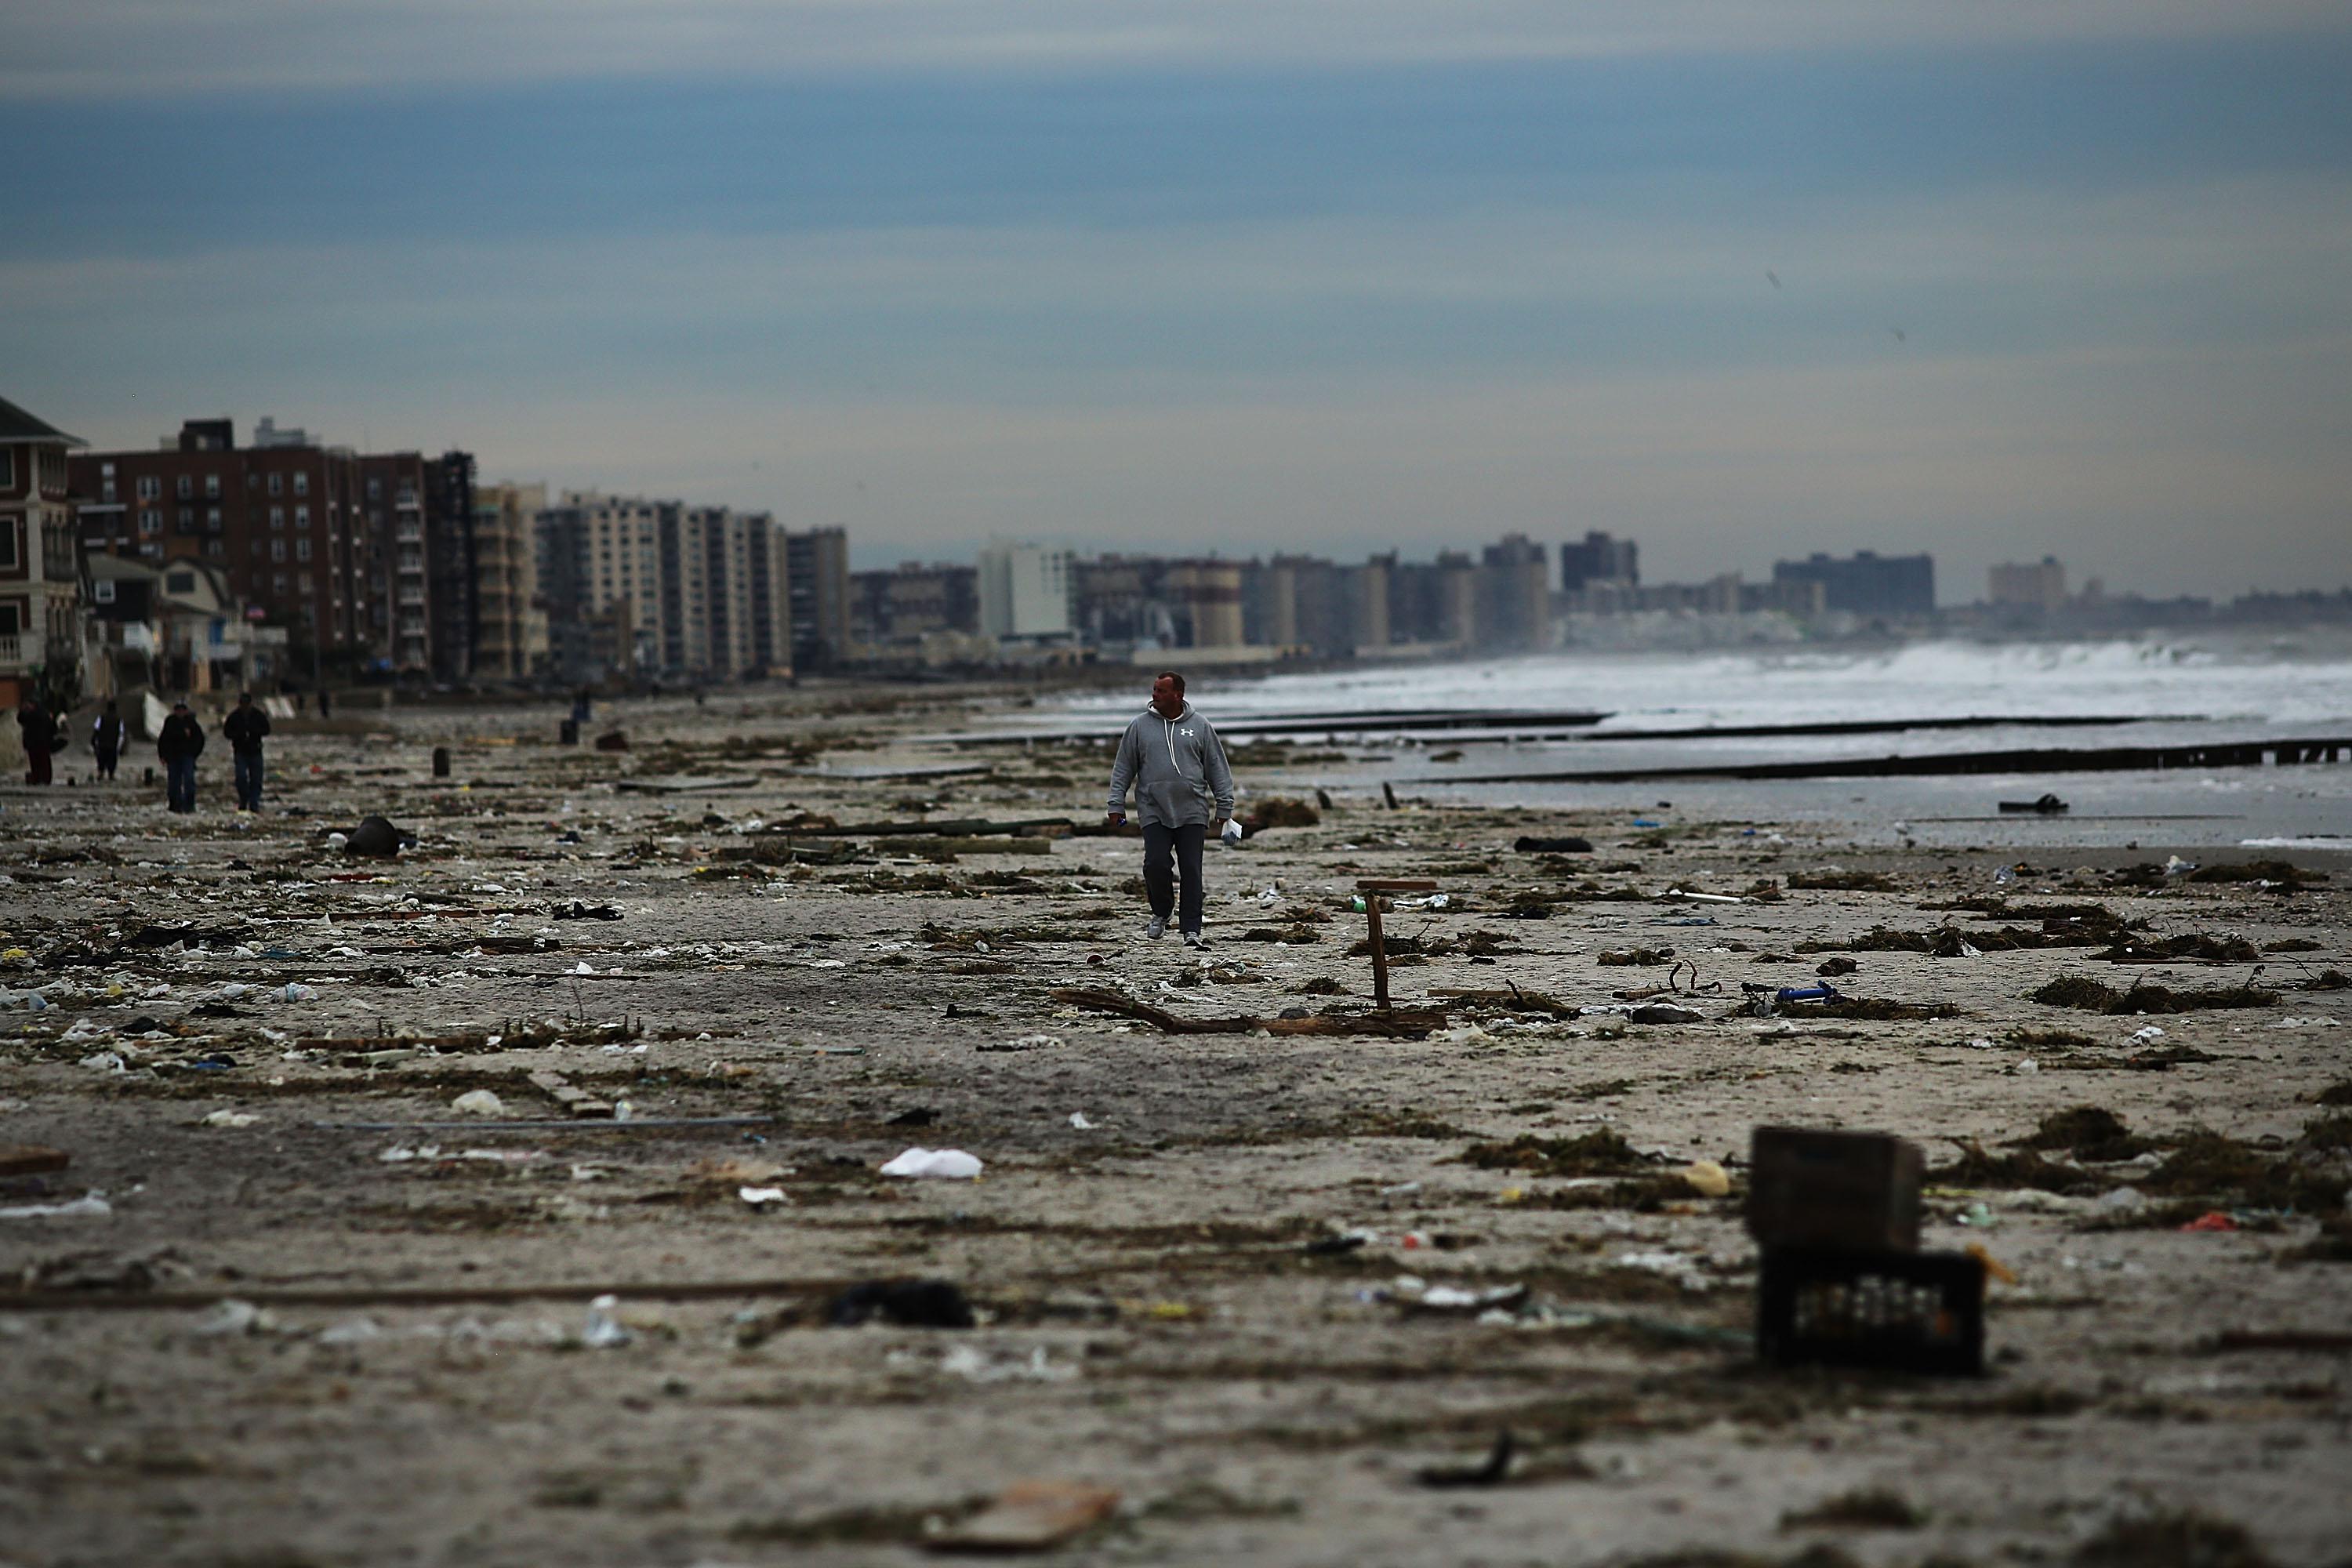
xmin=1051 ymin=987 xmax=1447 ymax=1037
xmin=777 ymin=816 xmax=1073 ymax=838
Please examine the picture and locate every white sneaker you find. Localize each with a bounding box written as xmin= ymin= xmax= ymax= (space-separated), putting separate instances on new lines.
xmin=1146 ymin=916 xmax=1168 ymax=939
xmin=1181 ymin=931 xmax=1204 ymax=947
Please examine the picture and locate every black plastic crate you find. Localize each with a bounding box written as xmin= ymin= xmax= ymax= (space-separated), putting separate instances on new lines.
xmin=1757 ymin=1246 xmax=1986 ymax=1374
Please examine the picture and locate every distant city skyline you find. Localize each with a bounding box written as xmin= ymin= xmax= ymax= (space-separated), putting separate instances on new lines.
xmin=5 ymin=2 xmax=2349 ymax=602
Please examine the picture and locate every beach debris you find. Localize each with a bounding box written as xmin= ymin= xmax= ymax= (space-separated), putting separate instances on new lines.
xmin=450 ymin=1090 xmax=507 ymax=1117
xmin=1052 ymin=987 xmax=1446 ymax=1038
xmin=880 ymin=1148 xmax=985 ymax=1180
xmin=200 ymin=1109 xmax=260 ymax=1128
xmin=1682 ymin=1160 xmax=1732 ymax=1198
xmin=924 ymin=1479 xmax=1120 ymax=1552
xmin=1416 ymin=1431 xmax=1515 ymax=1488
xmin=1626 ymin=1002 xmax=1706 ymax=1024
xmin=0 ymin=1193 xmax=112 ymax=1221
xmin=982 ymin=1033 xmax=1062 ymax=1053
xmin=739 ymin=1186 xmax=789 ymax=1207
xmin=582 ymin=1293 xmax=632 ymax=1347
xmin=1748 ymin=1127 xmax=1923 ymax=1253
xmin=1514 ymin=836 xmax=1592 ymax=854
xmin=0 ymin=1145 xmax=71 ymax=1178
xmin=1998 ymin=793 xmax=2071 ymax=815
xmin=826 ymin=1279 xmax=976 ymax=1328
xmin=344 ymin=815 xmax=408 ymax=858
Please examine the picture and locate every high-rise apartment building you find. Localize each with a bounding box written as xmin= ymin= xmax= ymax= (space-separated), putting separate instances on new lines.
xmin=1560 ymin=531 xmax=1639 ymax=592
xmin=536 ymin=494 xmax=793 ymax=682
xmin=851 ymin=562 xmax=979 ymax=648
xmin=978 ymin=540 xmax=1073 ymax=641
xmin=1989 ymin=557 xmax=2067 ymax=615
xmin=783 ymin=526 xmax=850 ymax=670
xmin=473 ymin=481 xmax=546 ymax=680
xmin=1773 ymin=550 xmax=1936 ymax=617
xmin=1478 ymin=534 xmax=1551 ymax=649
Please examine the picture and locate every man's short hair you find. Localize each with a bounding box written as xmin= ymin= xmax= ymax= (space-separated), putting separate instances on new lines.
xmin=239 ymin=691 xmax=253 ymax=702
xmin=1154 ymin=670 xmax=1185 ymax=695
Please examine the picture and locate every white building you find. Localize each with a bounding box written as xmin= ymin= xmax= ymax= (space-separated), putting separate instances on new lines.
xmin=978 ymin=540 xmax=1073 ymax=641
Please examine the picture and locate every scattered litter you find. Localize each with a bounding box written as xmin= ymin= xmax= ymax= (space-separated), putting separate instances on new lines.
xmin=938 ymin=1343 xmax=1076 ymax=1383
xmin=0 ymin=1193 xmax=112 ymax=1221
xmin=1682 ymin=1160 xmax=1731 ymax=1198
xmin=1067 ymin=1112 xmax=1095 ymax=1130
xmin=1417 ymin=1431 xmax=1515 ymax=1488
xmin=739 ymin=1186 xmax=789 ymax=1207
xmin=583 ymin=1293 xmax=633 ymax=1347
xmin=450 ymin=1090 xmax=507 ymax=1117
xmin=924 ymin=1479 xmax=1120 ymax=1552
xmin=200 ymin=1109 xmax=260 ymax=1128
xmin=983 ymin=1034 xmax=1062 ymax=1052
xmin=880 ymin=1148 xmax=985 ymax=1180
xmin=827 ymin=1279 xmax=976 ymax=1328
xmin=2180 ymin=1211 xmax=2239 ymax=1232
xmin=192 ymin=1298 xmax=268 ymax=1337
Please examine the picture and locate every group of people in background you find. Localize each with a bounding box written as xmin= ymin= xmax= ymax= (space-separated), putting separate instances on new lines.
xmin=15 ymin=692 xmax=271 ymax=812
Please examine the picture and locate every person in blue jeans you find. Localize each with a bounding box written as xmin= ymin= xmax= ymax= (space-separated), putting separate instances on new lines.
xmin=1105 ymin=670 xmax=1236 ymax=946
xmin=223 ymin=691 xmax=272 ymax=811
xmin=157 ymin=699 xmax=205 ymax=813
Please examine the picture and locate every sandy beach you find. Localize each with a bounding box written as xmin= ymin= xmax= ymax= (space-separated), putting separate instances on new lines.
xmin=3 ymin=679 xmax=2349 ymax=1567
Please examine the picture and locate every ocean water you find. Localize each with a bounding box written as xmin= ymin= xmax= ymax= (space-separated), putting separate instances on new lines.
xmin=1039 ymin=637 xmax=2352 ymax=850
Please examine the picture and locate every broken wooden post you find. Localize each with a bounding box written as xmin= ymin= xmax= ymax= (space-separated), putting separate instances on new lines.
xmin=1356 ymin=878 xmax=1436 ymax=1011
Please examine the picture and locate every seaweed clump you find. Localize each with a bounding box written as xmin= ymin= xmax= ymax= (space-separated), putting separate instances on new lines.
xmin=1455 ymin=1127 xmax=1647 ymax=1177
xmin=2012 ymin=1105 xmax=2149 ymax=1163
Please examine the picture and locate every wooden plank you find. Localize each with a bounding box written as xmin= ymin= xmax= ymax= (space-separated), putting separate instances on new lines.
xmin=0 ymin=1145 xmax=71 ymax=1178
xmin=927 ymin=1481 xmax=1122 ymax=1553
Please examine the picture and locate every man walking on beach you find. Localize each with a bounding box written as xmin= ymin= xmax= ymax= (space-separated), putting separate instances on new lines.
xmin=17 ymin=696 xmax=59 ymax=786
xmin=158 ymin=699 xmax=204 ymax=813
xmin=1105 ymin=671 xmax=1235 ymax=946
xmin=90 ymin=700 xmax=125 ymax=781
xmin=223 ymin=691 xmax=271 ymax=811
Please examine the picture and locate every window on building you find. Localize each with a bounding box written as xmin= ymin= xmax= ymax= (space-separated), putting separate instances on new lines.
xmin=299 ymin=603 xmax=317 ymax=627
xmin=206 ymin=539 xmax=225 ymax=559
xmin=93 ymin=579 xmax=116 ymax=604
xmin=207 ymin=506 xmax=222 ymax=531
xmin=267 ymin=473 xmax=282 ymax=495
xmin=137 ymin=474 xmax=159 ymax=499
xmin=0 ymin=603 xmax=18 ymax=634
xmin=176 ymin=474 xmax=192 ymax=499
xmin=0 ymin=523 xmax=16 ymax=570
xmin=101 ymin=478 xmax=117 ymax=502
xmin=295 ymin=506 xmax=309 ymax=528
xmin=205 ymin=474 xmax=220 ymax=499
xmin=297 ymin=572 xmax=314 ymax=593
xmin=140 ymin=541 xmax=163 ymax=559
xmin=296 ymin=537 xmax=312 ymax=561
xmin=270 ymin=507 xmax=284 ymax=528
xmin=293 ymin=471 xmax=309 ymax=495
xmin=165 ymin=569 xmax=196 ymax=594
xmin=366 ymin=477 xmax=381 ymax=500
xmin=272 ymin=573 xmax=288 ymax=594
xmin=140 ymin=510 xmax=162 ymax=536
xmin=100 ymin=462 xmax=114 ymax=477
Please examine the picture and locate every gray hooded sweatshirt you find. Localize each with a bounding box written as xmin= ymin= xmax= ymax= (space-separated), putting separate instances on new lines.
xmin=1106 ymin=700 xmax=1235 ymax=829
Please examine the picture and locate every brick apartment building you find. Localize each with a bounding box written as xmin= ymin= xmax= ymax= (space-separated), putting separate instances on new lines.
xmin=74 ymin=419 xmax=379 ymax=672
xmin=74 ymin=419 xmax=492 ymax=679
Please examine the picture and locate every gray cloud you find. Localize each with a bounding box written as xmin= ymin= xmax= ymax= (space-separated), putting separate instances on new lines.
xmin=5 ymin=0 xmax=2348 ymax=98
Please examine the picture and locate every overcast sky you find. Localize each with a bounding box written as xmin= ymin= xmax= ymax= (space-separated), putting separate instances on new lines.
xmin=4 ymin=2 xmax=2348 ymax=598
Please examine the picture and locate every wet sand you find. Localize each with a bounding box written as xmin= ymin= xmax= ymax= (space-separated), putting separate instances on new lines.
xmin=2 ymin=682 xmax=2348 ymax=1567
